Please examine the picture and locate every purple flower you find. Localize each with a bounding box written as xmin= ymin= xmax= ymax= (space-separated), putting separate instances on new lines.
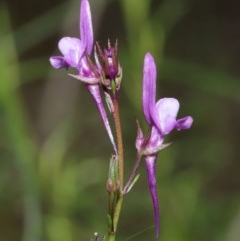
xmin=49 ymin=0 xmax=117 ymax=153
xmin=49 ymin=0 xmax=93 ymax=75
xmin=142 ymin=53 xmax=193 ymax=139
xmin=140 ymin=52 xmax=193 ymax=237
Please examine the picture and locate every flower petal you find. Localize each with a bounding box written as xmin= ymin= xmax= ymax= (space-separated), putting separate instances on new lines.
xmin=155 ymin=98 xmax=179 ymax=135
xmin=145 ymin=155 xmax=160 ymax=238
xmin=78 ymin=56 xmax=95 ymax=78
xmin=143 ymin=126 xmax=164 ymax=155
xmin=142 ymin=53 xmax=157 ymax=125
xmin=176 ymin=116 xmax=193 ymax=130
xmin=58 ymin=37 xmax=84 ymax=68
xmin=80 ymin=0 xmax=93 ymax=55
xmin=49 ymin=56 xmax=69 ymax=69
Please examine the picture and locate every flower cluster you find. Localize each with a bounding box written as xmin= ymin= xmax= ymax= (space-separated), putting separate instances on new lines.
xmin=50 ymin=0 xmax=122 ymax=154
xmin=49 ymin=0 xmax=193 ymax=239
xmin=136 ymin=53 xmax=193 ymax=237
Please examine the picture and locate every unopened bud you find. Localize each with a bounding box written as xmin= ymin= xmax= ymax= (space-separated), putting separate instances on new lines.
xmin=106 ymin=178 xmax=115 ymax=192
xmin=95 ymin=40 xmax=122 ymax=94
xmin=107 ymin=155 xmax=119 ymax=193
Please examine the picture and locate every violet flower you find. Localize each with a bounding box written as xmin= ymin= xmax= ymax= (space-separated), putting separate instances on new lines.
xmin=139 ymin=52 xmax=193 ymax=237
xmin=49 ymin=0 xmax=117 ymax=153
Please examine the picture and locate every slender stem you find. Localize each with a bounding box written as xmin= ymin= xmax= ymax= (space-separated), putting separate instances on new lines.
xmin=113 ymin=194 xmax=123 ymax=232
xmin=108 ymin=192 xmax=115 ymax=232
xmin=108 ymin=234 xmax=115 ymax=241
xmin=112 ymin=95 xmax=124 ymax=187
xmin=107 ymin=93 xmax=124 ymax=239
xmin=123 ymin=152 xmax=142 ymax=193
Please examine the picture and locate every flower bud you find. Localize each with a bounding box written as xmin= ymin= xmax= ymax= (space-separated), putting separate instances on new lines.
xmin=95 ymin=40 xmax=122 ymax=93
xmin=106 ymin=155 xmax=119 ymax=193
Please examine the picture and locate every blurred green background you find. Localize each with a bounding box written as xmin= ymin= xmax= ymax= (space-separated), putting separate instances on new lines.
xmin=0 ymin=0 xmax=240 ymax=240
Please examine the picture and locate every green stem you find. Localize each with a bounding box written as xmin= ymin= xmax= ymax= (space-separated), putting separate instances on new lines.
xmin=108 ymin=192 xmax=114 ymax=231
xmin=108 ymin=233 xmax=115 ymax=241
xmin=113 ymin=194 xmax=123 ymax=232
xmin=112 ymin=95 xmax=124 ymax=187
xmin=107 ymin=94 xmax=124 ymax=240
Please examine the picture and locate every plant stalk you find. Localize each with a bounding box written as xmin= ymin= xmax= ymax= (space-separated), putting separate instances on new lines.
xmin=112 ymin=95 xmax=124 ymax=187
xmin=107 ymin=94 xmax=124 ymax=240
